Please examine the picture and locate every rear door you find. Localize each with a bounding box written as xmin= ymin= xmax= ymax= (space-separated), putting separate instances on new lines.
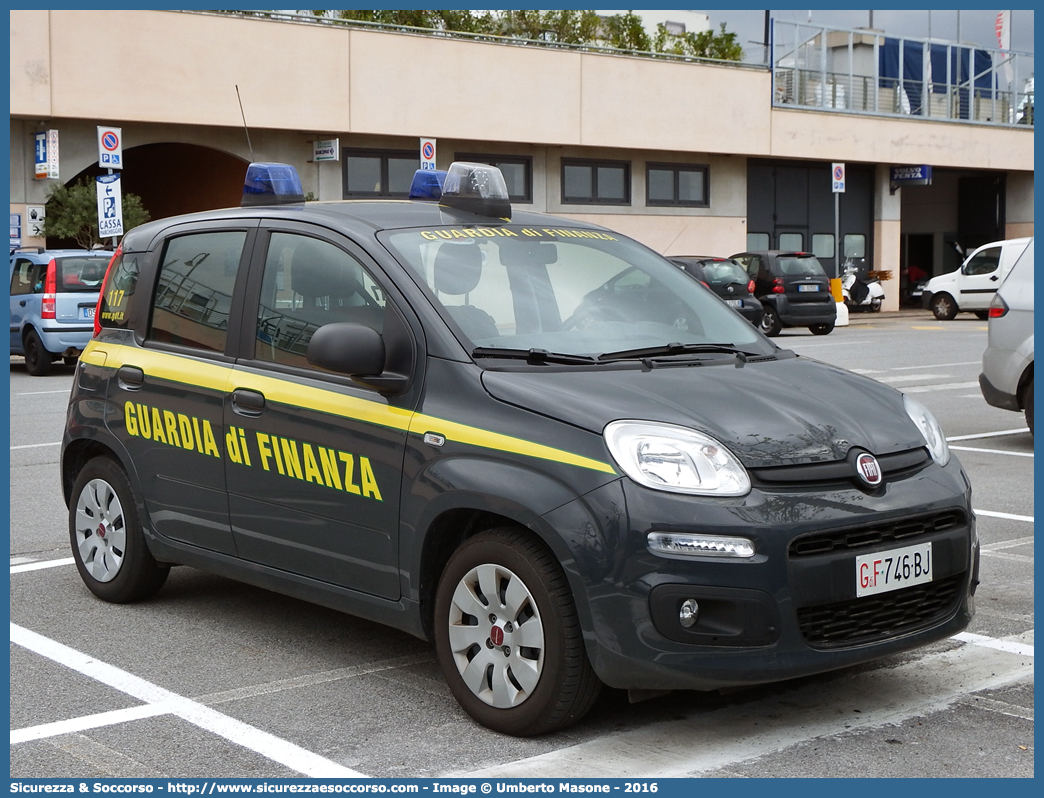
xmin=776 ymin=253 xmax=832 ymax=307
xmin=110 ymin=221 xmax=259 ymax=555
xmin=222 ymin=223 xmax=419 ymax=599
xmin=54 ymin=255 xmax=109 ymax=330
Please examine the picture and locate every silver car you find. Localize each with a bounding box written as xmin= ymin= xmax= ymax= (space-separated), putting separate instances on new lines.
xmin=980 ymin=238 xmax=1034 ymax=434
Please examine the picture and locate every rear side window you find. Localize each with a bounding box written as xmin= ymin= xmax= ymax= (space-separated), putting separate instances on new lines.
xmin=98 ymin=252 xmax=138 ymax=329
xmin=55 ymin=257 xmax=109 ymax=293
xmin=148 ymin=231 xmax=247 ymax=352
xmin=9 ymin=258 xmax=39 ymax=296
xmin=778 ymin=256 xmax=826 ymax=276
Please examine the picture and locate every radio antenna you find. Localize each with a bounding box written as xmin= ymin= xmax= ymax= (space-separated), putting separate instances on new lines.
xmin=235 ymin=84 xmax=255 ymax=160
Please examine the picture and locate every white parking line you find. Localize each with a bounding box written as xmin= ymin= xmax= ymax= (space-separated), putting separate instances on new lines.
xmin=952 ymin=445 xmax=1033 ymax=457
xmin=10 ymin=441 xmax=61 ymax=450
xmin=948 ymin=428 xmax=1030 ymax=441
xmin=891 ymin=360 xmax=981 ymax=371
xmin=15 ymin=389 xmax=71 ymax=396
xmin=11 ymin=705 xmax=170 ymax=744
xmin=975 ymin=509 xmax=1035 ymax=523
xmin=902 ymin=381 xmax=980 ymax=393
xmin=9 ymin=623 xmax=365 ymax=778
xmin=458 ymin=632 xmax=1034 ymax=778
xmin=11 ymin=557 xmax=75 ymax=573
xmin=878 ymin=373 xmax=952 ymax=383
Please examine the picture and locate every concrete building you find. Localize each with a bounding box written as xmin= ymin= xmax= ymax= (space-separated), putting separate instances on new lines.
xmin=9 ymin=10 xmax=1034 ymax=311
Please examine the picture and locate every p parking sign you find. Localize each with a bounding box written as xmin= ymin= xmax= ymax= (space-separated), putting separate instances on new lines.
xmin=832 ymin=163 xmax=845 ymax=193
xmin=420 ymin=137 xmax=437 ymax=171
xmin=97 ymin=126 xmax=123 ymax=169
xmin=96 ymin=173 xmax=124 ymax=239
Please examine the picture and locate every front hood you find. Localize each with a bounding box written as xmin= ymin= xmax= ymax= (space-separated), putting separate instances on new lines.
xmin=481 ymin=357 xmax=927 ymax=468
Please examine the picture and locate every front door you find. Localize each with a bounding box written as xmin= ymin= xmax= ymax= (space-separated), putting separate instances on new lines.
xmin=957 ymin=244 xmax=1004 ymax=310
xmin=223 ymin=226 xmax=415 ymax=600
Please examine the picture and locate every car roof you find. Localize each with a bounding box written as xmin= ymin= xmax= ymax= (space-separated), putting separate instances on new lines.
xmin=122 ymin=199 xmax=615 ymax=252
xmin=10 ymin=249 xmax=109 ymax=262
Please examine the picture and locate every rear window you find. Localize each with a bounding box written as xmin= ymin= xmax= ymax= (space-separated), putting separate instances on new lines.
xmin=778 ymin=255 xmax=826 ymax=276
xmin=56 ymin=256 xmax=109 ymax=293
xmin=98 ymin=252 xmax=138 ymax=329
xmin=698 ymin=260 xmax=749 ymax=285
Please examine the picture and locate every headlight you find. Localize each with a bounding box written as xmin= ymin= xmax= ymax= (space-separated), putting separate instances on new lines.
xmin=604 ymin=420 xmax=750 ymax=496
xmin=903 ymin=395 xmax=950 ymax=466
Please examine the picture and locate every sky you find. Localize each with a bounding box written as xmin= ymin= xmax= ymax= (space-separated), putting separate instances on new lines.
xmin=697 ymin=9 xmax=1034 ymax=59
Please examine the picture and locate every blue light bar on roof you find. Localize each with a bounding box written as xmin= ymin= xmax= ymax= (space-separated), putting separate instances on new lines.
xmin=241 ymin=162 xmax=305 ymax=207
xmin=409 ymin=169 xmax=447 ymax=200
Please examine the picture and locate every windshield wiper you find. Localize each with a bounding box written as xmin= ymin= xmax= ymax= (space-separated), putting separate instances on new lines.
xmin=471 ymin=347 xmax=600 ymax=365
xmin=597 ymin=342 xmax=755 ymax=362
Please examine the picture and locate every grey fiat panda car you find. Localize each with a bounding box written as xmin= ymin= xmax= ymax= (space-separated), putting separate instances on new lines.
xmin=62 ymin=162 xmax=976 ymax=736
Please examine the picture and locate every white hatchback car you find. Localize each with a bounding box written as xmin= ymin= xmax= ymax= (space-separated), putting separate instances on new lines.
xmin=979 ymin=239 xmax=1034 ymax=433
xmin=924 ymin=236 xmax=1031 ymax=321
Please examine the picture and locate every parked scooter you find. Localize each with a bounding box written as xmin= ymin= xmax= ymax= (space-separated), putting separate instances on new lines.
xmin=841 ymin=262 xmax=884 ymax=312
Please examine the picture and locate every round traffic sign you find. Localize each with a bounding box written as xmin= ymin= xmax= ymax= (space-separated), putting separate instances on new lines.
xmin=422 ymin=142 xmax=435 ymax=160
xmin=833 ymin=165 xmax=844 ymax=181
xmin=101 ymin=131 xmax=120 ymax=152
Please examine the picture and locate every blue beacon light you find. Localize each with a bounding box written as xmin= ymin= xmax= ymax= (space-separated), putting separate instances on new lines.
xmin=409 ymin=169 xmax=448 ymax=200
xmin=241 ymin=163 xmax=305 ymax=206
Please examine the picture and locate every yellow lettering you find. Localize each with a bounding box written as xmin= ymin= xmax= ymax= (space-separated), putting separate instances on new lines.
xmin=450 ymin=229 xmax=469 ymax=239
xmin=151 ymin=408 xmax=167 ymax=444
xmin=163 ymin=410 xmax=180 ymax=448
xmin=177 ymin=414 xmax=194 ymax=451
xmin=319 ymin=447 xmax=342 ymax=490
xmin=477 ymin=228 xmax=497 ymax=237
xmin=201 ymin=420 xmax=220 ymax=458
xmin=339 ymin=452 xmax=361 ymax=495
xmin=280 ymin=438 xmax=303 ymax=480
xmin=463 ymin=229 xmax=482 ymax=238
xmin=499 ymin=228 xmax=519 ymax=237
xmin=271 ymin=435 xmax=286 ymax=475
xmin=420 ymin=231 xmax=438 ymax=241
xmin=256 ymin=432 xmax=273 ymax=472
xmin=238 ymin=429 xmax=252 ymax=466
xmin=191 ymin=417 xmax=204 ymax=453
xmin=301 ymin=443 xmax=323 ymax=485
xmin=225 ymin=426 xmax=242 ymax=464
xmin=136 ymin=404 xmax=151 ymax=438
xmin=522 ymin=228 xmax=541 ymax=237
xmin=124 ymin=402 xmax=138 ymax=437
xmin=359 ymin=457 xmax=383 ymax=501
xmin=435 ymin=230 xmax=453 ymax=239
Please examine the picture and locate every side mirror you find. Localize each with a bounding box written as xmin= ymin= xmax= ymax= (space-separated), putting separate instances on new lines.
xmin=306 ymin=322 xmax=409 ymax=395
xmin=307 ymin=322 xmax=385 ymax=376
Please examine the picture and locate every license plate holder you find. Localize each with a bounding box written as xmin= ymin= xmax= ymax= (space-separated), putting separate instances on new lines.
xmin=797 ymin=284 xmax=820 ymax=292
xmin=725 ymin=299 xmax=742 ymax=308
xmin=81 ymin=306 xmax=96 ymax=319
xmin=856 ymin=541 xmax=932 ymax=597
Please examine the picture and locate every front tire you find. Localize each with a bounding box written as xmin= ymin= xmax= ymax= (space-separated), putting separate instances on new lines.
xmin=1025 ymin=378 xmax=1034 ymax=436
xmin=69 ymin=457 xmax=169 ymax=603
xmin=809 ymin=323 xmax=834 ymax=335
xmin=759 ymin=306 xmax=782 ymax=337
xmin=932 ymin=293 xmax=958 ymax=321
xmin=23 ymin=329 xmax=52 ymax=376
xmin=434 ymin=528 xmax=601 ymax=736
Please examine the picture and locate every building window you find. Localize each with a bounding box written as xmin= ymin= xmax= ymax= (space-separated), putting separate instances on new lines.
xmin=456 ymin=154 xmax=532 ymax=203
xmin=779 ymin=232 xmax=804 ymax=251
xmin=561 ymin=159 xmax=630 ymax=205
xmin=844 ymin=234 xmax=866 ymax=258
xmin=811 ymin=234 xmax=835 ymax=259
xmin=343 ymin=149 xmax=419 ymax=198
xmin=646 ymin=163 xmax=709 ymax=207
xmin=746 ymin=233 xmax=770 ymax=251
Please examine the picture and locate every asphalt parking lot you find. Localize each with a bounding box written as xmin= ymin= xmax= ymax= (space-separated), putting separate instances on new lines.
xmin=8 ymin=309 xmax=1034 ymax=778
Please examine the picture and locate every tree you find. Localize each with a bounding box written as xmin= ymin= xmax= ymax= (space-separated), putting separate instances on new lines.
xmin=42 ymin=177 xmax=150 ymax=249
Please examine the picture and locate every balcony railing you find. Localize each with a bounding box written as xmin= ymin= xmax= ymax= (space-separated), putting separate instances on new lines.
xmin=772 ymin=21 xmax=1033 ymax=127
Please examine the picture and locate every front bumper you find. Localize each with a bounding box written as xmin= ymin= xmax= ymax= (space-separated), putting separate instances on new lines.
xmin=544 ymin=456 xmax=975 ymax=691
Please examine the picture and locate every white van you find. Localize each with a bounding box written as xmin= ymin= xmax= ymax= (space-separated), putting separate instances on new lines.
xmin=923 ymin=237 xmax=1031 ymax=320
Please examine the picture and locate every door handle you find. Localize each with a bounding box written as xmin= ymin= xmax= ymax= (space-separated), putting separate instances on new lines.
xmin=989 ymin=275 xmax=999 ymax=281
xmin=231 ymin=388 xmax=265 ymax=417
xmin=116 ymin=365 xmax=144 ymax=391
xmin=19 ymin=300 xmax=26 ymax=307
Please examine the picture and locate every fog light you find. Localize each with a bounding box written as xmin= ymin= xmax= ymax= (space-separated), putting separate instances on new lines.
xmin=648 ymin=532 xmax=755 ymax=558
xmin=679 ymin=599 xmax=699 ymax=628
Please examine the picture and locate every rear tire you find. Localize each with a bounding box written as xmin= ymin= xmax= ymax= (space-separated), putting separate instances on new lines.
xmin=69 ymin=457 xmax=169 ymax=603
xmin=809 ymin=323 xmax=834 ymax=336
xmin=434 ymin=527 xmax=602 ymax=736
xmin=23 ymin=329 xmax=52 ymax=376
xmin=759 ymin=306 xmax=782 ymax=337
xmin=63 ymin=355 xmax=79 ymax=366
xmin=931 ymin=293 xmax=958 ymax=321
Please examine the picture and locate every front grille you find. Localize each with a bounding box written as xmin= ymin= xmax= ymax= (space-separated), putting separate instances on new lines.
xmin=788 ymin=510 xmax=965 ymax=558
xmin=750 ymin=447 xmax=931 ymax=490
xmin=797 ymin=573 xmax=965 ymax=648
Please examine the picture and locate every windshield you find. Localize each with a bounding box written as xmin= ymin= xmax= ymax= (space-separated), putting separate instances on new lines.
xmin=778 ymin=255 xmax=826 ymax=277
xmin=381 ymin=225 xmax=770 ymax=358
